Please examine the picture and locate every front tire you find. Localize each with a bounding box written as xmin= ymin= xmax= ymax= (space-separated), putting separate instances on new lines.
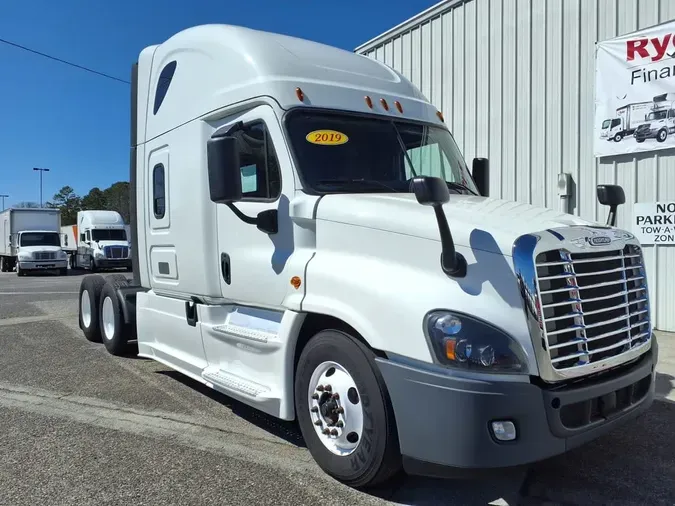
xmin=294 ymin=329 xmax=401 ymax=488
xmin=79 ymin=274 xmax=106 ymax=342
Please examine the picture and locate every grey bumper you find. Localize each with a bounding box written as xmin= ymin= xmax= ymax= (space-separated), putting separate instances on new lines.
xmin=19 ymin=260 xmax=67 ymax=270
xmin=376 ymin=336 xmax=657 ymax=477
xmin=95 ymin=258 xmax=132 ymax=268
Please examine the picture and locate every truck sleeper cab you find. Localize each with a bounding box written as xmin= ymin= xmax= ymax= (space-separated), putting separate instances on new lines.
xmin=77 ymin=25 xmax=657 ymax=489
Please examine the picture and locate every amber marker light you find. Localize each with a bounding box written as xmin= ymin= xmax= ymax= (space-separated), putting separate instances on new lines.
xmin=380 ymin=98 xmax=389 ymax=111
xmin=445 ymin=338 xmax=456 ymax=361
xmin=436 ymin=110 xmax=445 ymax=122
xmin=290 ymin=276 xmax=302 ymax=289
xmin=394 ymin=100 xmax=403 ymax=113
xmin=365 ymin=95 xmax=373 ymax=108
xmin=296 ymin=87 xmax=304 ymax=102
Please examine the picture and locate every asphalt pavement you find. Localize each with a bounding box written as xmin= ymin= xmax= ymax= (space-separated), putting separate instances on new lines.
xmin=0 ymin=270 xmax=674 ymax=506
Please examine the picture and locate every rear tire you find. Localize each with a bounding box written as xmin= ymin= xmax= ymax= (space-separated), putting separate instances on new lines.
xmin=79 ymin=275 xmax=106 ymax=342
xmin=99 ymin=276 xmax=132 ymax=356
xmin=294 ymin=329 xmax=402 ymax=489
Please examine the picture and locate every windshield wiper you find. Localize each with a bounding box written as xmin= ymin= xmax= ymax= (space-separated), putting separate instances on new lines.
xmin=314 ymin=178 xmax=402 ymax=192
xmin=447 ymin=181 xmax=479 ymax=196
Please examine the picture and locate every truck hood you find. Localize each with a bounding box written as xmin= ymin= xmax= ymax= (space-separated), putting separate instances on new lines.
xmin=18 ymin=245 xmax=63 ymax=254
xmin=316 ymin=193 xmax=595 ymax=256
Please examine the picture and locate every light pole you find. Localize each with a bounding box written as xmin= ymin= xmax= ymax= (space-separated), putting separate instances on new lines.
xmin=0 ymin=194 xmax=7 ymax=211
xmin=33 ymin=167 xmax=50 ymax=207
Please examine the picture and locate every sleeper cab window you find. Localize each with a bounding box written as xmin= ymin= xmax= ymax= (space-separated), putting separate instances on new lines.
xmin=153 ymin=60 xmax=177 ymax=115
xmin=234 ymin=122 xmax=282 ymax=201
xmin=153 ymin=163 xmax=166 ymax=219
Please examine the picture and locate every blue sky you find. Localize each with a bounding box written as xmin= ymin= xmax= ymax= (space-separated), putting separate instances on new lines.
xmin=0 ymin=0 xmax=437 ymax=208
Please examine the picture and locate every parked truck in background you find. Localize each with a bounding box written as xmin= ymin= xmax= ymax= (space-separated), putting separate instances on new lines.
xmin=63 ymin=210 xmax=131 ymax=272
xmin=0 ymin=208 xmax=68 ymax=275
xmin=634 ymin=92 xmax=675 ymax=143
xmin=76 ymin=25 xmax=657 ymax=488
xmin=600 ymin=101 xmax=651 ymax=142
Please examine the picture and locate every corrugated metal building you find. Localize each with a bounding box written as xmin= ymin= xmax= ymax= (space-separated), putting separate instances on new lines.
xmin=356 ymin=0 xmax=675 ymax=332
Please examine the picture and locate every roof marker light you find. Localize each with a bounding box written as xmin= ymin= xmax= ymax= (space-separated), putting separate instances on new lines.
xmin=394 ymin=101 xmax=403 ymax=113
xmin=437 ymin=111 xmax=445 ymax=122
xmin=365 ymin=96 xmax=373 ymax=108
xmin=296 ymin=87 xmax=304 ymax=102
xmin=380 ymin=98 xmax=389 ymax=111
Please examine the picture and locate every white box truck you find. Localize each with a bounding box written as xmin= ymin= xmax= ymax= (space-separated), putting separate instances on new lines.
xmin=62 ymin=210 xmax=131 ymax=272
xmin=76 ymin=25 xmax=657 ymax=488
xmin=600 ymin=101 xmax=651 ymax=142
xmin=0 ymin=208 xmax=68 ymax=275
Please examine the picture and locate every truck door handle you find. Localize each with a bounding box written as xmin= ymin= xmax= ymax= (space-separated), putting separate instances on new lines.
xmin=221 ymin=253 xmax=231 ymax=285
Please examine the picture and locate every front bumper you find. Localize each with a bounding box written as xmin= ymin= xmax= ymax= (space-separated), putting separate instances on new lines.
xmin=18 ymin=259 xmax=68 ymax=270
xmin=376 ymin=336 xmax=657 ymax=478
xmin=94 ymin=258 xmax=132 ymax=268
xmin=634 ymin=129 xmax=657 ymax=140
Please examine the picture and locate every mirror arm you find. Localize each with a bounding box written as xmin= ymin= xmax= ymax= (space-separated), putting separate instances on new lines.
xmin=607 ymin=205 xmax=618 ymax=227
xmin=226 ymin=203 xmax=258 ymax=225
xmin=432 ymin=205 xmax=467 ymax=278
xmin=226 ymin=204 xmax=278 ymax=234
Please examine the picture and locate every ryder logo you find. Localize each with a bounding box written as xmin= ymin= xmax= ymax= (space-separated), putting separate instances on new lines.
xmin=626 ymin=33 xmax=675 ymax=62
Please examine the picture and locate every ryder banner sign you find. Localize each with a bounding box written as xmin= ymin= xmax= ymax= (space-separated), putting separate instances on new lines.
xmin=595 ymin=20 xmax=675 ymax=157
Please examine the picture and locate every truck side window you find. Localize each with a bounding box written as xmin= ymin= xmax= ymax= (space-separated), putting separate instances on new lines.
xmin=232 ymin=122 xmax=281 ymax=201
xmin=153 ymin=61 xmax=177 ymax=115
xmin=153 ymin=164 xmax=166 ymax=219
xmin=405 ymin=144 xmax=454 ymax=182
xmin=85 ymin=231 xmax=90 ymax=241
xmin=80 ymin=233 xmax=86 ymax=242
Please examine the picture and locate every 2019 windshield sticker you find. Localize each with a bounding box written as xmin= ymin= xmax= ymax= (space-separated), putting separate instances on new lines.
xmin=305 ymin=130 xmax=349 ymax=145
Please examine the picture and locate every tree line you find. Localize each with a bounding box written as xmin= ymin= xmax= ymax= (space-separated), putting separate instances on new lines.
xmin=14 ymin=182 xmax=130 ymax=225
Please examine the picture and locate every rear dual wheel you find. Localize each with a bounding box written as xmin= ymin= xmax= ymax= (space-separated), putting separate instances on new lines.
xmin=79 ymin=274 xmax=132 ymax=355
xmin=294 ymin=329 xmax=402 ymax=488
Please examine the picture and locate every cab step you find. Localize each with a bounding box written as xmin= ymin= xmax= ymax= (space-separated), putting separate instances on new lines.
xmin=202 ymin=368 xmax=272 ymax=398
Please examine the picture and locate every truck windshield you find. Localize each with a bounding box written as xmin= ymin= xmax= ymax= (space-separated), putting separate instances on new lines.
xmin=647 ymin=110 xmax=667 ymax=120
xmin=20 ymin=232 xmax=60 ymax=247
xmin=285 ymin=110 xmax=478 ymax=195
xmin=91 ymin=229 xmax=127 ymax=241
xmin=602 ymin=119 xmax=611 ymax=129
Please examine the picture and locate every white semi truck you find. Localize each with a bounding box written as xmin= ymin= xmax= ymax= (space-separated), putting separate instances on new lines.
xmin=61 ymin=210 xmax=131 ymax=272
xmin=0 ymin=208 xmax=68 ymax=275
xmin=633 ymin=92 xmax=675 ymax=143
xmin=76 ymin=25 xmax=657 ymax=488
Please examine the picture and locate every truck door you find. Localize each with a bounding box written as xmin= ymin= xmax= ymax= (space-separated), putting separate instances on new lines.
xmin=214 ymin=104 xmax=296 ymax=309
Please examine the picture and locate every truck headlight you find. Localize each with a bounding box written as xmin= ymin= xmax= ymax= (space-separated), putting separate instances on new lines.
xmin=18 ymin=253 xmax=32 ymax=261
xmin=94 ymin=250 xmax=105 ymax=257
xmin=58 ymin=250 xmax=67 ymax=259
xmin=423 ymin=310 xmax=528 ymax=374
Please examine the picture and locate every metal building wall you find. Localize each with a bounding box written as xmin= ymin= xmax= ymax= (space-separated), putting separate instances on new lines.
xmin=356 ymin=0 xmax=675 ymax=332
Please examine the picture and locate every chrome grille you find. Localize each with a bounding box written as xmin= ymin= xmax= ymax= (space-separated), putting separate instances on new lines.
xmin=34 ymin=252 xmax=56 ymax=260
xmin=104 ymin=246 xmax=128 ymax=259
xmin=534 ymin=244 xmax=651 ymax=372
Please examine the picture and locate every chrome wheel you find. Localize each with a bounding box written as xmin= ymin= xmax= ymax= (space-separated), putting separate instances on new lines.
xmin=80 ymin=290 xmax=91 ymax=328
xmin=101 ymin=296 xmax=115 ymax=340
xmin=307 ymin=361 xmax=363 ymax=456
